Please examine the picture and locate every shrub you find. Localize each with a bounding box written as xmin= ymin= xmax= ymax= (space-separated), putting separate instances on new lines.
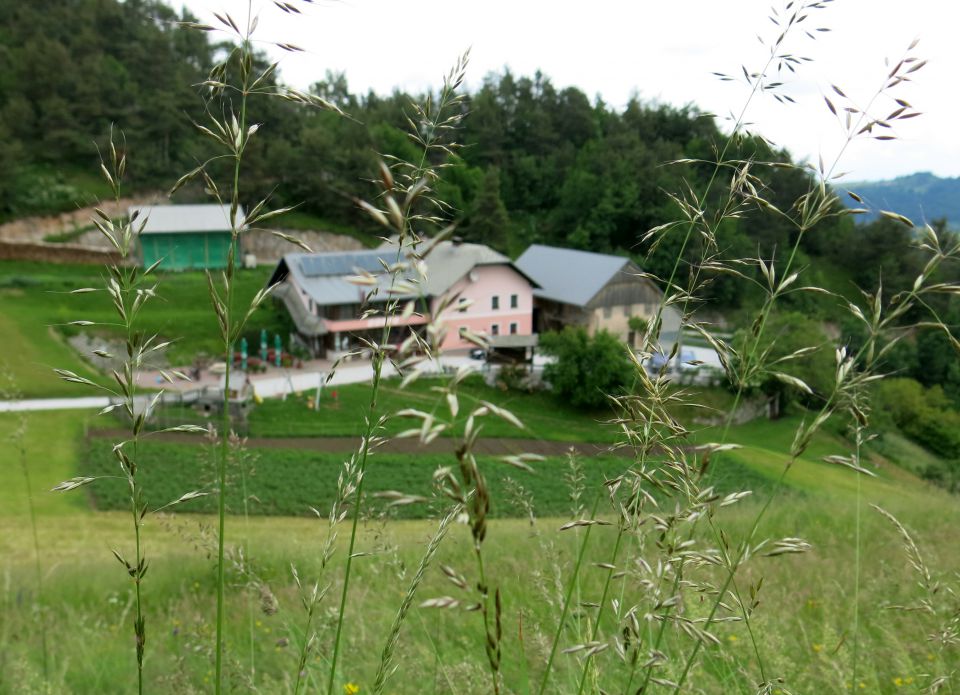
xmin=540 ymin=327 xmax=632 ymax=410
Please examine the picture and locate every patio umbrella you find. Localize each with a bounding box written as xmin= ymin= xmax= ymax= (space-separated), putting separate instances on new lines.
xmin=240 ymin=336 xmax=248 ymax=371
xmin=260 ymin=328 xmax=268 ymax=362
xmin=274 ymin=333 xmax=282 ymax=367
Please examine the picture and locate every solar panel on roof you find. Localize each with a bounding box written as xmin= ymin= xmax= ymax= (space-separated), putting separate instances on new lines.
xmin=298 ymin=251 xmax=387 ymax=277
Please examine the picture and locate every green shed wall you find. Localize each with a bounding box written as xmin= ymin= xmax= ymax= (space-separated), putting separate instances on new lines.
xmin=140 ymin=232 xmax=233 ymax=270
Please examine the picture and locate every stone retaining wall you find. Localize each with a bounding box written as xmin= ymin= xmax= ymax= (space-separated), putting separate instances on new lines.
xmin=0 ymin=240 xmax=125 ymax=265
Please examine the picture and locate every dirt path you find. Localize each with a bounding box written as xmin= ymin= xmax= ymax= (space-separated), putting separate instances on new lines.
xmin=88 ymin=429 xmax=629 ymax=458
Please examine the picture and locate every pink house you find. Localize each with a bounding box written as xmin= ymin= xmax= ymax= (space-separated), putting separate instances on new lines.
xmin=268 ymin=241 xmax=538 ymax=357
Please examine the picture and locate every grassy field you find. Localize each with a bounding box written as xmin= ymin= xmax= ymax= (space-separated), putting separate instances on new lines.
xmin=247 ymin=376 xmax=623 ymax=443
xmin=243 ymin=376 xmax=742 ymax=443
xmin=0 ymin=261 xmax=288 ymax=396
xmin=0 ymin=410 xmax=91 ymax=517
xmin=4 ymin=508 xmax=954 ymax=693
xmin=0 ymin=290 xmax=110 ymax=399
xmin=4 ymin=407 xmax=958 ymax=693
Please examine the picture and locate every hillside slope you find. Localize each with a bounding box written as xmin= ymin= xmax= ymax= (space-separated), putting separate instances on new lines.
xmin=842 ymin=172 xmax=960 ymax=227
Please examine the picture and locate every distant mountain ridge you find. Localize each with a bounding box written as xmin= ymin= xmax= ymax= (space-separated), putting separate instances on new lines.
xmin=840 ymin=172 xmax=960 ymax=228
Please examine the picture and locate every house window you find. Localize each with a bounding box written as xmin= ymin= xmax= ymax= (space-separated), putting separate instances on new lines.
xmin=603 ymin=306 xmax=612 ymax=319
xmin=510 ymin=294 xmax=518 ymax=309
xmin=509 ymin=322 xmax=518 ymax=335
xmin=492 ymin=295 xmax=500 ymax=310
xmin=491 ymin=324 xmax=500 ymax=336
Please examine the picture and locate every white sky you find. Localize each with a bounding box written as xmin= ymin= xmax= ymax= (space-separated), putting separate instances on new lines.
xmin=179 ymin=0 xmax=960 ymax=182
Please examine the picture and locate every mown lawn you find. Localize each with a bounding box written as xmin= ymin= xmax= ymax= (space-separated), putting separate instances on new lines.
xmin=0 ymin=288 xmax=111 ymax=399
xmin=246 ymin=375 xmax=621 ymax=443
xmin=0 ymin=261 xmax=288 ymax=396
xmin=0 ymin=410 xmax=90 ymax=517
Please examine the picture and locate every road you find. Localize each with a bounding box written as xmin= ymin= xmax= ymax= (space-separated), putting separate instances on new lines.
xmin=0 ymin=354 xmax=479 ymax=413
xmin=0 ymin=346 xmax=723 ymax=413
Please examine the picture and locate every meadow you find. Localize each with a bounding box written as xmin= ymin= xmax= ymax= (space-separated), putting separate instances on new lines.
xmin=1 ymin=406 xmax=957 ymax=694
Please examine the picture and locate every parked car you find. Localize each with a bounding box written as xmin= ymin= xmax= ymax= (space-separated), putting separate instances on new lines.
xmin=469 ymin=348 xmax=487 ymax=360
xmin=647 ymin=349 xmax=698 ymax=372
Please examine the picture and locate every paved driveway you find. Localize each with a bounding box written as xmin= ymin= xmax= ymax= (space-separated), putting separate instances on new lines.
xmin=0 ymin=354 xmax=480 ymax=412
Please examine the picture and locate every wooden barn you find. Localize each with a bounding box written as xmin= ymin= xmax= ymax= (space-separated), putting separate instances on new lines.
xmin=515 ymin=244 xmax=682 ymax=350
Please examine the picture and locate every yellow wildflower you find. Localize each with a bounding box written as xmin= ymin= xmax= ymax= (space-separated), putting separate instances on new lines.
xmin=894 ymin=677 xmax=904 ymax=687
xmin=344 ymin=684 xmax=360 ymax=695
xmin=812 ymin=643 xmax=823 ymax=653
xmin=727 ymin=635 xmax=738 ymax=642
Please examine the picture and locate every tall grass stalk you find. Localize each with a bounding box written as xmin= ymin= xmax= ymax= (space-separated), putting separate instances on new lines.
xmin=177 ymin=3 xmax=344 ymax=688
xmin=51 ymin=131 xmax=184 ymax=693
xmin=372 ymin=503 xmax=461 ymax=693
xmin=50 ymin=128 xmax=245 ymax=689
xmin=666 ymin=36 xmax=932 ymax=694
xmin=325 ymin=53 xmax=470 ymax=693
xmin=852 ymin=422 xmax=864 ymax=688
xmin=538 ymin=489 xmax=603 ymax=695
xmin=546 ymin=4 xmax=831 ymax=690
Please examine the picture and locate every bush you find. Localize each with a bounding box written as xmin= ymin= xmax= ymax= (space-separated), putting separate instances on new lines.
xmin=494 ymin=363 xmax=532 ymax=392
xmin=540 ymin=327 xmax=632 ymax=410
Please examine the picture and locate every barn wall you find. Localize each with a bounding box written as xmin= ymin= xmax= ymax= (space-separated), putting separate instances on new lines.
xmin=140 ymin=232 xmax=233 ymax=270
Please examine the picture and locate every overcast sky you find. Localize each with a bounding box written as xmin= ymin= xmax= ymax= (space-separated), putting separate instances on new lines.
xmin=179 ymin=0 xmax=959 ymax=182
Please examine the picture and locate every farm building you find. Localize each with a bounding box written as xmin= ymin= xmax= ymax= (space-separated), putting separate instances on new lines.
xmin=515 ymin=244 xmax=682 ymax=350
xmin=267 ymin=240 xmax=539 ymax=357
xmin=131 ymin=204 xmax=242 ymax=271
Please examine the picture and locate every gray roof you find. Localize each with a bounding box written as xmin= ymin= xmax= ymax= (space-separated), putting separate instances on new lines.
xmin=130 ymin=204 xmax=244 ymax=235
xmin=270 ymin=241 xmax=533 ymax=306
xmin=515 ymin=244 xmax=631 ymax=306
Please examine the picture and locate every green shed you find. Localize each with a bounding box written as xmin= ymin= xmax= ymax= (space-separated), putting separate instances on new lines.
xmin=132 ymin=204 xmax=242 ymax=271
